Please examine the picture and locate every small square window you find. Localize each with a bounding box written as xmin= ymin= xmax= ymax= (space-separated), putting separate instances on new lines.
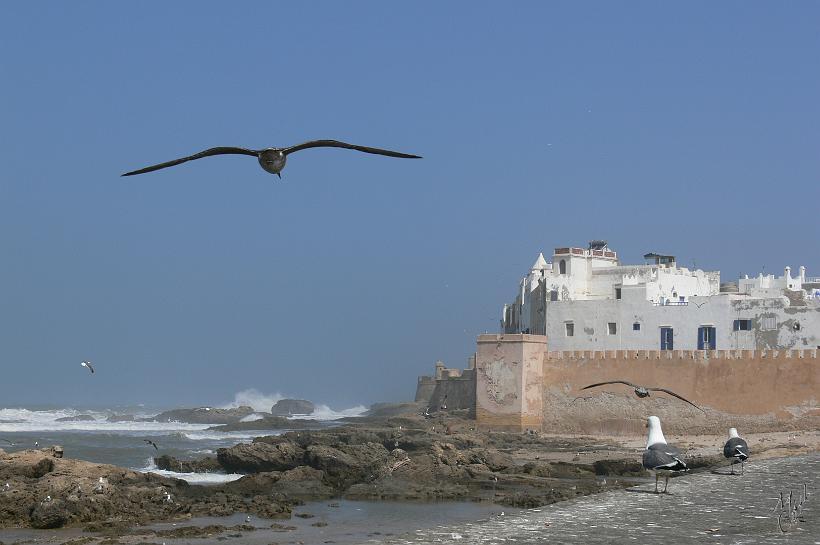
xmin=565 ymin=322 xmax=574 ymax=337
xmin=608 ymin=322 xmax=617 ymax=335
xmin=633 ymin=322 xmax=641 ymax=331
xmin=762 ymin=316 xmax=776 ymax=330
xmin=733 ymin=319 xmax=752 ymax=331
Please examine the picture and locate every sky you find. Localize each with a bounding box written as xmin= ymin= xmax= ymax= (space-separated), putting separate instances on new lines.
xmin=1 ymin=2 xmax=818 ymax=409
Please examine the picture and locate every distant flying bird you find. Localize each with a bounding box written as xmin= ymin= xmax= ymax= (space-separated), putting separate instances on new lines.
xmin=0 ymin=438 xmax=14 ymax=446
xmin=580 ymin=380 xmax=705 ymax=413
xmin=80 ymin=361 xmax=95 ymax=374
xmin=144 ymin=439 xmax=159 ymax=451
xmin=642 ymin=416 xmax=688 ymax=493
xmin=723 ymin=428 xmax=750 ymax=474
xmin=122 ymin=140 xmax=422 ymax=178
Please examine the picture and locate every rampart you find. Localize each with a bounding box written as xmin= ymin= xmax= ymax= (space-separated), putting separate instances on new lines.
xmin=475 ymin=334 xmax=819 ymax=431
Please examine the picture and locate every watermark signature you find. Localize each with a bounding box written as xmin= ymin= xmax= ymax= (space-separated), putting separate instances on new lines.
xmin=773 ymin=483 xmax=809 ymax=533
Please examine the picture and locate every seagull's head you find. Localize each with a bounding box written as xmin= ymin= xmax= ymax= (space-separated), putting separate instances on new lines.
xmin=258 ymin=148 xmax=286 ymax=176
xmin=728 ymin=427 xmax=739 ymax=439
xmin=646 ymin=415 xmax=667 ymax=447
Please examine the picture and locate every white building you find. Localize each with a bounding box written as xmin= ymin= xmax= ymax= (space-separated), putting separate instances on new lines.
xmin=502 ymin=241 xmax=820 ymax=351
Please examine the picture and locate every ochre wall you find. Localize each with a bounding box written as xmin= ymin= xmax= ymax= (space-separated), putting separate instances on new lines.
xmin=475 ymin=333 xmax=819 ymax=431
xmin=545 ymin=349 xmax=818 ymax=417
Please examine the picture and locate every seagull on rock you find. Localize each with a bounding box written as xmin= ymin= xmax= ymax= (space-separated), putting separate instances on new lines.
xmin=580 ymin=380 xmax=705 ymax=413
xmin=80 ymin=361 xmax=95 ymax=374
xmin=122 ymin=140 xmax=421 ymax=178
xmin=642 ymin=416 xmax=688 ymax=494
xmin=723 ymin=427 xmax=750 ymax=474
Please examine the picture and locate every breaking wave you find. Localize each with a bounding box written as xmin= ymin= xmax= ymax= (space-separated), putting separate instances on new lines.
xmin=300 ymin=404 xmax=368 ymax=420
xmin=0 ymin=407 xmax=208 ymax=433
xmin=137 ymin=459 xmax=244 ymax=485
xmin=221 ymin=389 xmax=283 ymax=412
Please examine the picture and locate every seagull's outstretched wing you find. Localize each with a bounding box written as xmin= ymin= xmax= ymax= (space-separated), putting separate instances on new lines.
xmin=81 ymin=361 xmax=95 ymax=374
xmin=122 ymin=147 xmax=259 ymax=176
xmin=580 ymin=380 xmax=640 ymax=391
xmin=282 ymin=140 xmax=422 ymax=159
xmin=647 ymin=387 xmax=705 ymax=413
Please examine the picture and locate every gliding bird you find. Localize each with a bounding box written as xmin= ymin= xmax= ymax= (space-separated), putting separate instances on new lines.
xmin=80 ymin=361 xmax=95 ymax=374
xmin=580 ymin=380 xmax=705 ymax=413
xmin=122 ymin=140 xmax=421 ymax=178
xmin=144 ymin=439 xmax=159 ymax=451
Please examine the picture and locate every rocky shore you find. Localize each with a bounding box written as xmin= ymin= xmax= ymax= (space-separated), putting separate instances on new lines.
xmin=2 ymin=407 xmax=817 ymax=538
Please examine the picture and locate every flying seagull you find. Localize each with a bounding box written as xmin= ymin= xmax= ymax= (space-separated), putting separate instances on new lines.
xmin=642 ymin=416 xmax=688 ymax=493
xmin=723 ymin=427 xmax=750 ymax=474
xmin=80 ymin=361 xmax=95 ymax=374
xmin=580 ymin=380 xmax=705 ymax=413
xmin=122 ymin=140 xmax=421 ymax=178
xmin=0 ymin=438 xmax=14 ymax=446
xmin=144 ymin=439 xmax=159 ymax=451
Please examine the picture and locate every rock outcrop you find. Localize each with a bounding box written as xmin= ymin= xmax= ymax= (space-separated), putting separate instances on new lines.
xmin=271 ymin=399 xmax=315 ymax=416
xmin=0 ymin=448 xmax=291 ymax=529
xmin=149 ymin=406 xmax=255 ymax=424
xmin=55 ymin=415 xmax=96 ymax=422
xmin=154 ymin=455 xmax=223 ymax=473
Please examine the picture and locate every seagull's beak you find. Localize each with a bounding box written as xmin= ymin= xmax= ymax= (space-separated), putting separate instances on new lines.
xmin=276 ymin=173 xmax=281 ymax=179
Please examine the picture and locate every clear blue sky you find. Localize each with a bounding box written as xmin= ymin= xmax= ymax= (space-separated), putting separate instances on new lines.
xmin=1 ymin=3 xmax=818 ymax=408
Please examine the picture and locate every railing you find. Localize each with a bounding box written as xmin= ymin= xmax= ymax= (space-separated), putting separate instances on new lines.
xmin=651 ymin=300 xmax=689 ymax=306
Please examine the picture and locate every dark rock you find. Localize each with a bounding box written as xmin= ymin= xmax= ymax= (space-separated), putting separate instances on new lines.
xmin=26 ymin=458 xmax=54 ymax=478
xmin=217 ymin=440 xmax=305 ymax=473
xmin=153 ymin=455 xmax=222 ymax=473
xmin=30 ymin=499 xmax=68 ymax=529
xmin=593 ymin=459 xmax=645 ymax=476
xmin=150 ymin=406 xmax=255 ymax=424
xmin=271 ymin=399 xmax=315 ymax=416
xmin=55 ymin=415 xmax=96 ymax=422
xmin=304 ymin=442 xmax=389 ymax=489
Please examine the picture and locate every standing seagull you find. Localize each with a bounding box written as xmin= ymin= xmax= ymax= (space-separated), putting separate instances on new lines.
xmin=580 ymin=380 xmax=705 ymax=413
xmin=80 ymin=361 xmax=95 ymax=374
xmin=122 ymin=140 xmax=421 ymax=178
xmin=642 ymin=416 xmax=688 ymax=493
xmin=723 ymin=427 xmax=750 ymax=475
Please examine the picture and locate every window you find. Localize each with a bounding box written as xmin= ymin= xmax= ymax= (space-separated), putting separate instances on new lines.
xmin=615 ymin=288 xmax=622 ymax=300
xmin=559 ymin=259 xmax=567 ymax=275
xmin=698 ymin=326 xmax=716 ymax=350
xmin=633 ymin=322 xmax=641 ymax=331
xmin=608 ymin=322 xmax=617 ymax=335
xmin=762 ymin=316 xmax=776 ymax=330
xmin=565 ymin=322 xmax=574 ymax=337
xmin=733 ymin=319 xmax=752 ymax=331
xmin=550 ymin=290 xmax=558 ymax=302
xmin=660 ymin=327 xmax=674 ymax=350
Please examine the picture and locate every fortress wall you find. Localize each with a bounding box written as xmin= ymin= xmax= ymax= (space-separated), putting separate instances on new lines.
xmin=545 ymin=348 xmax=819 ymax=416
xmin=475 ymin=334 xmax=819 ymax=431
xmin=475 ymin=334 xmax=546 ymax=431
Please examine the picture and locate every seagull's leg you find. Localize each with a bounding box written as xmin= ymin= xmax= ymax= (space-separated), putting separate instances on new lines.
xmin=654 ymin=473 xmax=659 ymax=494
xmin=730 ymin=461 xmax=735 ymax=475
xmin=663 ymin=475 xmax=669 ymax=493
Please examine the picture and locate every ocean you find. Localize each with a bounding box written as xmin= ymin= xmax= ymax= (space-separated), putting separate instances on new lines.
xmin=0 ymin=393 xmax=367 ymax=484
